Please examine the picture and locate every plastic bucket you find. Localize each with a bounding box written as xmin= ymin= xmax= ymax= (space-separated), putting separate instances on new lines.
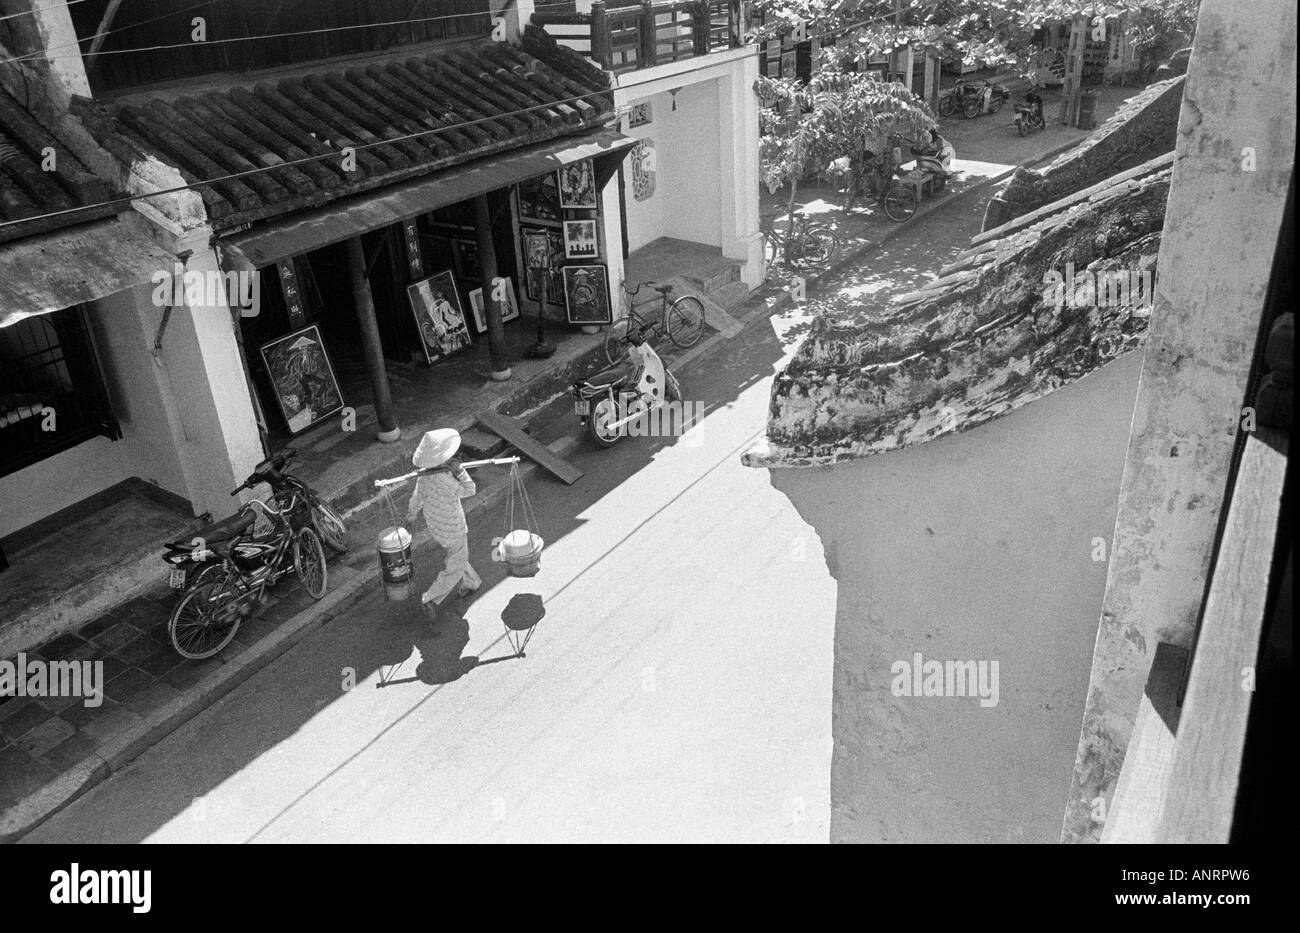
xmin=492 ymin=530 xmax=544 ymax=577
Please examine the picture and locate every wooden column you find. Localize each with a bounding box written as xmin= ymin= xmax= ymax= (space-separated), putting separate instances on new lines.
xmin=345 ymin=236 xmax=400 ymax=443
xmin=474 ymin=194 xmax=512 ymax=380
xmin=591 ymin=1 xmax=612 ymax=70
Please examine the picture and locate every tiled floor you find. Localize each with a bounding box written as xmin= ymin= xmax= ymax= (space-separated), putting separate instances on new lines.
xmin=0 ymin=547 xmax=369 ymax=814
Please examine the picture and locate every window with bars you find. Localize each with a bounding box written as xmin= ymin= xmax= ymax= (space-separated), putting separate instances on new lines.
xmin=0 ymin=306 xmax=120 ymax=477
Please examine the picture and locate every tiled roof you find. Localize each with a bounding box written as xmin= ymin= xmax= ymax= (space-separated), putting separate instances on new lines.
xmin=0 ymin=87 xmax=116 ymax=244
xmin=75 ymin=34 xmax=614 ymax=231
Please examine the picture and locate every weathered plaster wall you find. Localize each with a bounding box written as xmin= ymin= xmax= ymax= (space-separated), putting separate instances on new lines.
xmin=750 ymin=167 xmax=1165 ymax=466
xmin=1061 ymin=0 xmax=1297 ymax=843
xmin=769 ymin=352 xmax=1142 ymax=842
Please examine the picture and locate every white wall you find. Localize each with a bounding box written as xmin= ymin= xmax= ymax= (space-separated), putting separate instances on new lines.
xmin=769 ymin=352 xmax=1143 ymax=842
xmin=615 ymin=48 xmax=764 ymax=286
xmin=0 ymin=285 xmax=190 ymax=539
xmin=622 ymin=90 xmax=672 ymax=255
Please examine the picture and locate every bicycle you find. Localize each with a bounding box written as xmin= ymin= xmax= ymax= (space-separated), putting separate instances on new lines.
xmin=603 ymin=280 xmax=706 ymax=366
xmin=763 ymin=213 xmax=841 ymax=273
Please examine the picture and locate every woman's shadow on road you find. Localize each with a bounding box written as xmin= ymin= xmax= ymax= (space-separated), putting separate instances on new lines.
xmin=374 ymin=591 xmax=542 ymax=689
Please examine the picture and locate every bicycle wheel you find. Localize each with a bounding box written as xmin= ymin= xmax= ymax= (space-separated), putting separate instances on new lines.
xmin=883 ymin=184 xmax=918 ymax=221
xmin=962 ymin=98 xmax=981 ymax=119
xmin=666 ymin=296 xmax=705 ymax=349
xmin=294 ymin=526 xmax=329 ymax=599
xmin=938 ymin=94 xmax=955 ymax=117
xmin=309 ymin=497 xmax=349 ymax=554
xmin=169 ymin=580 xmax=243 ymax=660
xmin=988 ymin=94 xmax=1005 ymax=114
xmin=603 ymin=317 xmax=632 ymax=366
xmin=795 ymin=225 xmax=841 ymax=269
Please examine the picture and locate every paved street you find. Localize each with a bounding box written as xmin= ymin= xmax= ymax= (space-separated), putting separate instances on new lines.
xmin=24 ymin=187 xmax=989 ymax=844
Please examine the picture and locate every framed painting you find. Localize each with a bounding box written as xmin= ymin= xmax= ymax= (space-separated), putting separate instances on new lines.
xmin=517 ymin=173 xmax=561 ymax=223
xmin=558 ymin=159 xmax=598 ymax=209
xmin=563 ymin=219 xmax=599 ymax=260
xmin=407 ymin=270 xmax=472 ymax=364
xmin=259 ymin=324 xmax=344 ymax=435
xmin=520 ymin=225 xmax=565 ymax=306
xmin=562 ymin=264 xmax=612 ymax=325
xmin=468 ymin=277 xmax=521 ymax=334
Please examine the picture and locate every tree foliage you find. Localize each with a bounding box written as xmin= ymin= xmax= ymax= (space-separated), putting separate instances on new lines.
xmin=757 ymin=70 xmax=936 ymax=213
xmin=751 ymin=0 xmax=1200 ymax=74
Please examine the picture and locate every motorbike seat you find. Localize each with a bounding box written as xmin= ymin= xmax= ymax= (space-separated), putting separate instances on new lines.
xmin=582 ymin=360 xmax=635 ymax=388
xmin=167 ymin=510 xmax=256 ymax=549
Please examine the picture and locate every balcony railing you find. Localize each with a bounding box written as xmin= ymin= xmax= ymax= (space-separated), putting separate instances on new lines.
xmin=533 ymin=1 xmax=745 ymax=73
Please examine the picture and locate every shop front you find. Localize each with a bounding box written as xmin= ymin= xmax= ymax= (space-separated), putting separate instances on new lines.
xmin=224 ymin=131 xmax=634 ymax=448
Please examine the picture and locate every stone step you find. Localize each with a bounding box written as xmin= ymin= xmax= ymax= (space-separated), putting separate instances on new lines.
xmin=711 ymin=280 xmax=752 ymax=312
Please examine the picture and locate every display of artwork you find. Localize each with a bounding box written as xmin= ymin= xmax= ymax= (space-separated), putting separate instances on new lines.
xmin=563 ymin=219 xmax=599 ymax=259
xmin=562 ymin=264 xmax=612 ymax=325
xmin=631 ymin=140 xmax=656 ymax=202
xmin=520 ymin=225 xmax=565 ymax=306
xmin=468 ymin=277 xmax=521 ymax=334
xmin=259 ymin=325 xmax=344 ymax=435
xmin=558 ymin=159 xmax=598 ymax=209
xmin=407 ymin=270 xmax=472 ymax=364
xmin=518 ymin=173 xmax=561 ymax=222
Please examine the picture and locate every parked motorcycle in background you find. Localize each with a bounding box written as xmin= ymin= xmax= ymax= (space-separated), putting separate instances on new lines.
xmin=940 ymin=80 xmax=1009 ymax=119
xmin=1014 ymin=91 xmax=1047 ymax=135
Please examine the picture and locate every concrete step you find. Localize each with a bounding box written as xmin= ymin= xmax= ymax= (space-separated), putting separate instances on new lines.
xmin=711 ymin=280 xmax=752 ymax=312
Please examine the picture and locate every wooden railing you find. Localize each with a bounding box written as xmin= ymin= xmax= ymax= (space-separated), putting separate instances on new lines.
xmin=533 ymin=1 xmax=745 ymax=73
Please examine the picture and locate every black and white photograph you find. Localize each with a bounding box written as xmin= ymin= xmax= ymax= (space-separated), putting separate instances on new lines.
xmin=560 ymin=263 xmax=612 ymax=325
xmin=0 ymin=0 xmax=1291 ymax=893
xmin=258 ymin=325 xmax=345 ymax=435
xmin=467 ymin=277 xmax=521 ymax=333
xmin=562 ymin=218 xmax=599 ymax=259
xmin=557 ymin=158 xmax=598 ymax=209
xmin=519 ymin=224 xmax=565 ymax=305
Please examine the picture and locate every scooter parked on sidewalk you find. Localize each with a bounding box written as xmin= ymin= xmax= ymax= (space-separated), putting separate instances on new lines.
xmin=572 ymin=325 xmax=682 ymax=448
xmin=161 ymin=447 xmax=341 ymax=659
xmin=1014 ymin=92 xmax=1046 ymax=135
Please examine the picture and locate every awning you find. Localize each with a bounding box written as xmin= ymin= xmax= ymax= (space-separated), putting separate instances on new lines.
xmin=0 ymin=213 xmax=175 ymax=328
xmin=219 ymin=127 xmax=637 ymax=271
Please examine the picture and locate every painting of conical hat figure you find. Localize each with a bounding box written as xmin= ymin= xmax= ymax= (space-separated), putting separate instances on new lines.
xmin=259 ymin=324 xmax=345 ymax=435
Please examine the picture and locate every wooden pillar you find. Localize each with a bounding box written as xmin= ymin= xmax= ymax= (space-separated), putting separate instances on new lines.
xmin=591 ymin=1 xmax=611 ymax=69
xmin=1060 ymin=15 xmax=1085 ymax=127
xmin=639 ymin=0 xmax=658 ymax=67
xmin=474 ymin=194 xmax=512 ymax=381
xmin=345 ymin=236 xmax=400 ymax=443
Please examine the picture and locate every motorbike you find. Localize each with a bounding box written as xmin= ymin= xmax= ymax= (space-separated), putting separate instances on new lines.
xmin=571 ymin=326 xmax=682 ymax=448
xmin=1014 ymin=92 xmax=1046 ymax=135
xmin=945 ymin=80 xmax=1008 ymax=119
xmin=161 ymin=447 xmax=342 ymax=659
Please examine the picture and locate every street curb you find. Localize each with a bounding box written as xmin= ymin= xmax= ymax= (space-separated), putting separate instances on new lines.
xmin=0 ymin=432 xmax=582 ymax=844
